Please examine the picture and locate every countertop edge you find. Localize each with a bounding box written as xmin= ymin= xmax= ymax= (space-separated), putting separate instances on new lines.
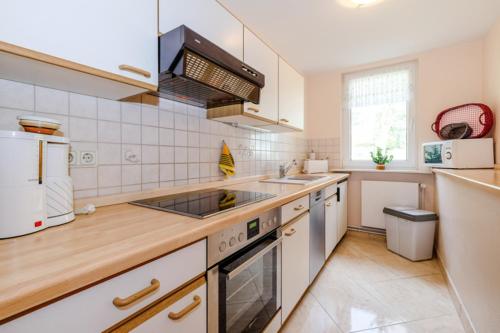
xmin=432 ymin=169 xmax=500 ymax=192
xmin=0 ymin=173 xmax=349 ymax=322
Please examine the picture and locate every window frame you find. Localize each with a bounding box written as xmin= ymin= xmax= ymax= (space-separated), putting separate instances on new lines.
xmin=341 ymin=61 xmax=417 ymax=169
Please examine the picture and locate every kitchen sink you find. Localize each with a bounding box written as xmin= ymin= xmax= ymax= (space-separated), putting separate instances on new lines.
xmin=261 ymin=174 xmax=332 ymax=185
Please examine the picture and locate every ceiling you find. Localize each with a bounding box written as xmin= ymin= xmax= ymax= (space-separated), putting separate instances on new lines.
xmin=218 ymin=0 xmax=500 ymax=73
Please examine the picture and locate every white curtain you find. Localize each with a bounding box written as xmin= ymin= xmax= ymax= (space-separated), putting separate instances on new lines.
xmin=344 ymin=62 xmax=416 ymax=108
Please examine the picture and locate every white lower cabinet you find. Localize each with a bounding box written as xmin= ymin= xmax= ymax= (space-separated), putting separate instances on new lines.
xmin=281 ymin=212 xmax=310 ymax=322
xmin=1 ymin=239 xmax=206 ymax=333
xmin=111 ymin=277 xmax=206 ymax=333
xmin=325 ymin=194 xmax=339 ymax=259
xmin=337 ymin=181 xmax=348 ymax=242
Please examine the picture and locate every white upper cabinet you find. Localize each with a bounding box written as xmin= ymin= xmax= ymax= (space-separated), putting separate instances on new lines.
xmin=278 ymin=58 xmax=305 ymax=130
xmin=243 ymin=28 xmax=279 ymax=123
xmin=0 ymin=0 xmax=158 ymax=88
xmin=159 ymin=0 xmax=243 ymax=60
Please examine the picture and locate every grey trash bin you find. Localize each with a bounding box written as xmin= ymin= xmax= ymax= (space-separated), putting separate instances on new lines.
xmin=383 ymin=206 xmax=438 ymax=261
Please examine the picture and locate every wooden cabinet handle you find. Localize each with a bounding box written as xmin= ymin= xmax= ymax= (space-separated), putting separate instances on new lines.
xmin=168 ymin=295 xmax=201 ymax=320
xmin=294 ymin=205 xmax=304 ymax=211
xmin=285 ymin=228 xmax=296 ymax=236
xmin=119 ymin=64 xmax=151 ymax=78
xmin=247 ymin=107 xmax=260 ymax=113
xmin=113 ymin=279 xmax=160 ymax=308
xmin=325 ymin=202 xmax=332 ymax=207
xmin=280 ymin=118 xmax=289 ymax=123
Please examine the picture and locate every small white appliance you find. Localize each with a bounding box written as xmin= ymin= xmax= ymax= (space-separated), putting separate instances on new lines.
xmin=422 ymin=138 xmax=494 ymax=169
xmin=303 ymin=159 xmax=329 ymax=174
xmin=0 ymin=131 xmax=75 ymax=238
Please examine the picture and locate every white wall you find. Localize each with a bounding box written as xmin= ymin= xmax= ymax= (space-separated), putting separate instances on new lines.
xmin=435 ymin=174 xmax=500 ymax=333
xmin=483 ymin=18 xmax=500 ymax=163
xmin=305 ymin=38 xmax=485 ymax=170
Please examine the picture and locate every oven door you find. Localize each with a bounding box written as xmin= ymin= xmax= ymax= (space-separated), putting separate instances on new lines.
xmin=215 ymin=231 xmax=281 ymax=333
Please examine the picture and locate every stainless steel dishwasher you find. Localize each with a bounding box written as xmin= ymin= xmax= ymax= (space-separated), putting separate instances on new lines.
xmin=309 ymin=189 xmax=325 ymax=282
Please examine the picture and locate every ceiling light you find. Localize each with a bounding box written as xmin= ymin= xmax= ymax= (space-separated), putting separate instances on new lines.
xmin=349 ymin=0 xmax=379 ymax=7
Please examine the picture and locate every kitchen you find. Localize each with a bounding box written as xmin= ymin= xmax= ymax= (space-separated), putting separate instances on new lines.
xmin=0 ymin=0 xmax=499 ymax=332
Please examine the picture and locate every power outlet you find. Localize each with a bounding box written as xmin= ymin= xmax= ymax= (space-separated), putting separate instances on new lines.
xmin=80 ymin=151 xmax=97 ymax=166
xmin=68 ymin=151 xmax=78 ymax=165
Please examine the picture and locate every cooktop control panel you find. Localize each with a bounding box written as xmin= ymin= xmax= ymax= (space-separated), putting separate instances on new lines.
xmin=207 ymin=207 xmax=280 ymax=267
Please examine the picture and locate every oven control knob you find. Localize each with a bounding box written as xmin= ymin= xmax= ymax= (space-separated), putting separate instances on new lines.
xmin=238 ymin=232 xmax=245 ymax=242
xmin=219 ymin=241 xmax=227 ymax=252
xmin=229 ymin=237 xmax=236 ymax=247
xmin=445 ymin=152 xmax=452 ymax=160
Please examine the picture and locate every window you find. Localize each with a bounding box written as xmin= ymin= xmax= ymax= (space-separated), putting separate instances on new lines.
xmin=342 ymin=62 xmax=416 ymax=168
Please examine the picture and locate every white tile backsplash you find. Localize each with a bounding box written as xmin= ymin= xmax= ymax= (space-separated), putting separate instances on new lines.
xmin=159 ymin=128 xmax=174 ymax=146
xmin=0 ymin=79 xmax=308 ymax=200
xmin=0 ymin=79 xmax=34 ymax=111
xmin=98 ymin=165 xmax=121 ymax=187
xmin=121 ymin=123 xmax=141 ymax=144
xmin=98 ymin=120 xmax=121 ymax=143
xmin=69 ymin=93 xmax=97 ymax=119
xmin=97 ymin=98 xmax=121 ymax=122
xmin=141 ymin=126 xmax=158 ymax=145
xmin=70 ymin=117 xmax=97 ymax=142
xmin=35 ymin=86 xmax=69 ymax=115
xmin=98 ymin=143 xmax=121 ymax=165
xmin=122 ymin=165 xmax=141 ymax=185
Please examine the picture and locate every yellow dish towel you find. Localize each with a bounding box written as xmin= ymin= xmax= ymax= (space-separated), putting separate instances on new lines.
xmin=219 ymin=141 xmax=235 ymax=177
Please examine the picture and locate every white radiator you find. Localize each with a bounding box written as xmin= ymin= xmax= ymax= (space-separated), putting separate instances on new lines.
xmin=361 ymin=181 xmax=419 ymax=229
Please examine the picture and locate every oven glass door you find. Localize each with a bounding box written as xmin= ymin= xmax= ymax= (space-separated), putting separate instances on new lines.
xmin=219 ymin=234 xmax=281 ymax=333
xmin=423 ymin=144 xmax=443 ymax=164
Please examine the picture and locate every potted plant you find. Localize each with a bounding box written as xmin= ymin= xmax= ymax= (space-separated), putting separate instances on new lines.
xmin=370 ymin=147 xmax=393 ymax=170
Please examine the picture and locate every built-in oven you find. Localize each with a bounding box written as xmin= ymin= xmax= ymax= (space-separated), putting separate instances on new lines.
xmin=207 ymin=208 xmax=281 ymax=333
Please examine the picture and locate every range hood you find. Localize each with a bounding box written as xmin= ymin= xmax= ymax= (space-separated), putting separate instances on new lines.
xmin=157 ymin=25 xmax=265 ymax=108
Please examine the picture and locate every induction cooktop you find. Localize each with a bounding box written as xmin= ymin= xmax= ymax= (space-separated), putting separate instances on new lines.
xmin=129 ymin=189 xmax=276 ymax=219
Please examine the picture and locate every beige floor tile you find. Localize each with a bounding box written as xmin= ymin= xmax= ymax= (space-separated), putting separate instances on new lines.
xmin=281 ymin=292 xmax=342 ymax=333
xmin=284 ymin=234 xmax=463 ymax=333
xmin=357 ymin=314 xmax=465 ymax=333
xmin=310 ymin=268 xmax=405 ymax=332
xmin=367 ymin=253 xmax=441 ymax=279
xmin=357 ymin=274 xmax=456 ymax=323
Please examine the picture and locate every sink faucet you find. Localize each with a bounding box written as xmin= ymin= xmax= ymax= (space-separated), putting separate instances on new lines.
xmin=279 ymin=159 xmax=297 ymax=178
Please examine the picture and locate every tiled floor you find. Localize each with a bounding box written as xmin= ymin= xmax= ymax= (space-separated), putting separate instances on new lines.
xmin=281 ymin=232 xmax=464 ymax=333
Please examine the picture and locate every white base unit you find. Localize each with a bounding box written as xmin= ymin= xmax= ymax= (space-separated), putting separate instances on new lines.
xmin=2 ymin=240 xmax=206 ymax=333
xmin=282 ymin=213 xmax=310 ymax=322
xmin=112 ymin=277 xmax=206 ymax=333
xmin=325 ymin=193 xmax=338 ymax=259
xmin=337 ymin=181 xmax=348 ymax=242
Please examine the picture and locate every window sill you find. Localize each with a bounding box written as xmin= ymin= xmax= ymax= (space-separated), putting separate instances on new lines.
xmin=330 ymin=168 xmax=432 ymax=174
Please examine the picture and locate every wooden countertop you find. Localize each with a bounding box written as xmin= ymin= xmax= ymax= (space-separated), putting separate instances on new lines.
xmin=433 ymin=169 xmax=500 ymax=192
xmin=0 ymin=173 xmax=349 ymax=322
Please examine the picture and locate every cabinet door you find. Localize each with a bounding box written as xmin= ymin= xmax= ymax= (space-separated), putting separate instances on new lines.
xmin=125 ymin=277 xmax=206 ymax=333
xmin=325 ymin=195 xmax=338 ymax=259
xmin=282 ymin=213 xmax=310 ymax=322
xmin=0 ymin=0 xmax=157 ymax=86
xmin=337 ymin=182 xmax=348 ymax=242
xmin=243 ymin=28 xmax=278 ymax=123
xmin=159 ymin=0 xmax=243 ymax=60
xmin=278 ymin=58 xmax=304 ymax=130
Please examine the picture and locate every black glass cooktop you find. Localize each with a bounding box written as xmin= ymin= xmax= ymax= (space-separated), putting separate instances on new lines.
xmin=130 ymin=189 xmax=276 ymax=219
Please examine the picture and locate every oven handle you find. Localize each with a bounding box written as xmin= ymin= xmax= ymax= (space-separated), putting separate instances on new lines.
xmin=224 ymin=237 xmax=282 ymax=281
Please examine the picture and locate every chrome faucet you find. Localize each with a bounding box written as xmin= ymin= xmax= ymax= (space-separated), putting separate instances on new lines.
xmin=279 ymin=159 xmax=297 ymax=178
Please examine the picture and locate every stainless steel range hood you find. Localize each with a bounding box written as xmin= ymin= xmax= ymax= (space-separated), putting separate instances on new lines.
xmin=156 ymin=25 xmax=265 ymax=109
